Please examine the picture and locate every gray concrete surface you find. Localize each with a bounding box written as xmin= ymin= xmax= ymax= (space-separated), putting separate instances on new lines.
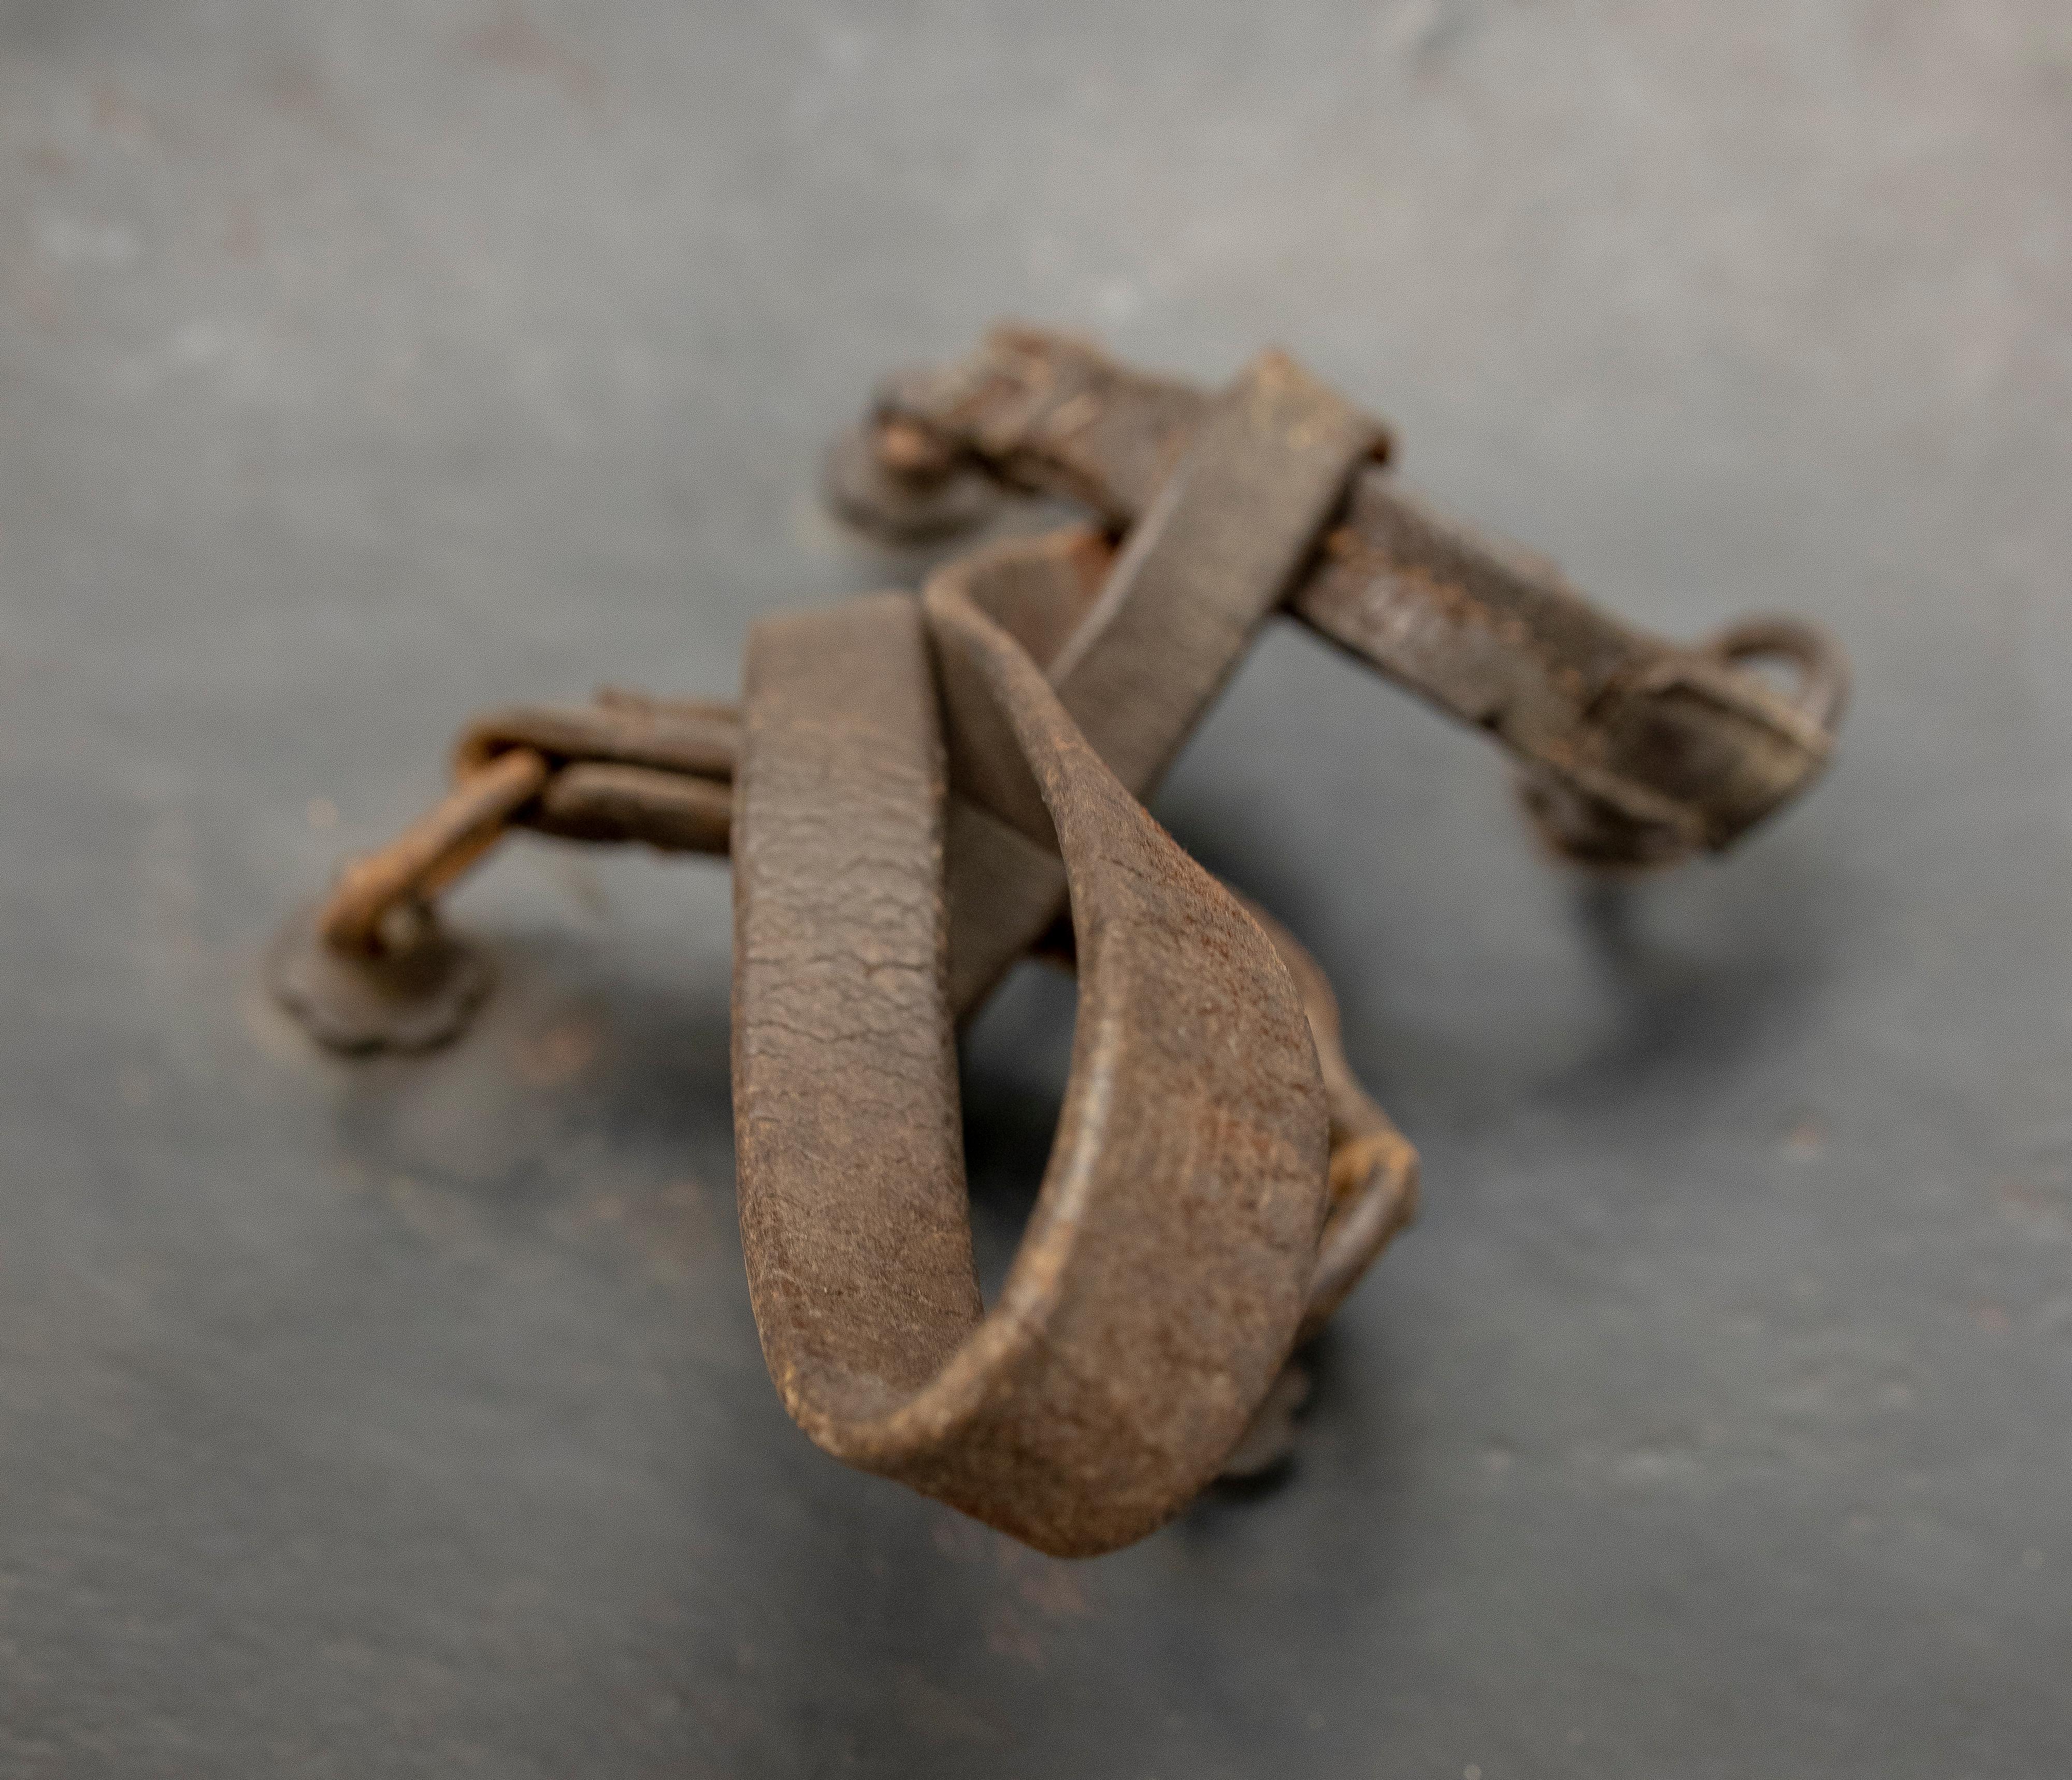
xmin=2 ymin=2 xmax=2069 ymax=1774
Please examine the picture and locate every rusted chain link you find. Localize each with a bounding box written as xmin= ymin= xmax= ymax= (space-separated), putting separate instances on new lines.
xmin=457 ymin=688 xmax=739 ymax=853
xmin=300 ymin=691 xmax=736 ymax=976
xmin=454 ymin=687 xmax=739 ymax=782
xmin=317 ymin=747 xmax=551 ymax=956
xmin=273 ymin=691 xmax=738 ymax=1053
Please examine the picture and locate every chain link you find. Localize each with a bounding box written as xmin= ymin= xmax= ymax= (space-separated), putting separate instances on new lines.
xmin=312 ymin=692 xmax=737 ymax=957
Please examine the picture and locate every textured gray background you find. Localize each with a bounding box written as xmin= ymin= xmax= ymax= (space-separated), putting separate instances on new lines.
xmin=3 ymin=2 xmax=2069 ymax=1775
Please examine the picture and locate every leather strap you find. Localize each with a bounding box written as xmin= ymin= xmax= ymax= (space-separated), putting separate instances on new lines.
xmin=733 ymin=590 xmax=1328 ymax=1557
xmin=851 ymin=326 xmax=1848 ymax=869
xmin=935 ymin=349 xmax=1381 ymax=1011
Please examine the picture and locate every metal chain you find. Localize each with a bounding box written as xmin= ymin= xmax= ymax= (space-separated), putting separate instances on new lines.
xmin=307 ymin=689 xmax=737 ymax=961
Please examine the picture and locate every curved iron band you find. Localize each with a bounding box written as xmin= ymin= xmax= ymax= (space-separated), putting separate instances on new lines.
xmin=928 ymin=349 xmax=1385 ymax=1012
xmin=733 ymin=590 xmax=1329 ymax=1558
xmin=1025 ymin=884 xmax=1419 ymax=1352
xmin=918 ymin=350 xmax=1421 ymax=1354
xmin=454 ymin=691 xmax=738 ymax=853
xmin=904 ymin=527 xmax=1417 ymax=1338
xmin=844 ymin=325 xmax=1849 ymax=869
xmin=440 ymin=353 xmax=1414 ymax=1349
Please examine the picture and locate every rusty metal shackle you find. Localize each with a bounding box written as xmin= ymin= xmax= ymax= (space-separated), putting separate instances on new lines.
xmin=268 ymin=332 xmax=1845 ymax=1550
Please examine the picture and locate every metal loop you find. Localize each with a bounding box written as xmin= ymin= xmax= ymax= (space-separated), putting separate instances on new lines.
xmin=454 ymin=698 xmax=737 ymax=783
xmin=316 ymin=747 xmax=549 ymax=956
xmin=1700 ymin=615 xmax=1851 ymax=734
xmin=530 ymin=761 xmax=732 ymax=854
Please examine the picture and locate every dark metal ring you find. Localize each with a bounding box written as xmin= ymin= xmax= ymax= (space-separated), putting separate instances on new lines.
xmin=1703 ymin=615 xmax=1851 ymax=734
